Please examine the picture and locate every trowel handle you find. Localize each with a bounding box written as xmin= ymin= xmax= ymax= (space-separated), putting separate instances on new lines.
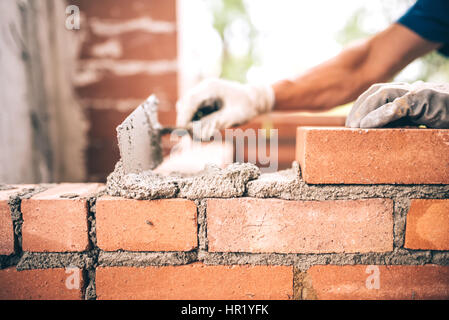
xmin=160 ymin=127 xmax=193 ymax=136
xmin=191 ymin=98 xmax=222 ymax=121
xmin=160 ymin=99 xmax=221 ymax=137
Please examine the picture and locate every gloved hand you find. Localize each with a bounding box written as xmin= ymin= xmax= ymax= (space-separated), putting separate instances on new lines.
xmin=176 ymin=78 xmax=275 ymax=139
xmin=346 ymin=81 xmax=449 ymax=129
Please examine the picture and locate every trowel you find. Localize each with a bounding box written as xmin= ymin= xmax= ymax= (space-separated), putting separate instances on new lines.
xmin=117 ymin=94 xmax=220 ymax=174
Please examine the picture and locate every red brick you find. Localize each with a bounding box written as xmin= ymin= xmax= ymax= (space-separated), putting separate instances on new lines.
xmin=96 ymin=197 xmax=197 ymax=251
xmin=21 ymin=183 xmax=103 ymax=252
xmin=75 ymin=72 xmax=178 ymax=101
xmin=207 ymin=198 xmax=393 ymax=254
xmin=74 ymin=0 xmax=176 ymax=20
xmin=0 ymin=267 xmax=84 ymax=300
xmin=405 ymin=199 xmax=449 ymax=250
xmin=0 ymin=186 xmax=35 ymax=255
xmin=306 ymin=265 xmax=449 ymax=300
xmin=96 ymin=263 xmax=292 ymax=300
xmin=0 ymin=202 xmax=13 ymax=255
xmin=0 ymin=189 xmax=18 ymax=256
xmin=296 ymin=127 xmax=449 ymax=184
xmin=81 ymin=31 xmax=177 ymax=61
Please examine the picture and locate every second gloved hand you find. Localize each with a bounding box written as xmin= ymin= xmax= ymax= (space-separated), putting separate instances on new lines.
xmin=176 ymin=78 xmax=275 ymax=140
xmin=346 ymin=81 xmax=449 ymax=129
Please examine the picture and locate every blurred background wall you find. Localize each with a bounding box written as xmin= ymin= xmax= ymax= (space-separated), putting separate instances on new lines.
xmin=1 ymin=0 xmax=449 ymax=183
xmin=72 ymin=0 xmax=179 ymax=181
xmin=0 ymin=0 xmax=87 ymax=184
xmin=1 ymin=0 xmax=179 ymax=183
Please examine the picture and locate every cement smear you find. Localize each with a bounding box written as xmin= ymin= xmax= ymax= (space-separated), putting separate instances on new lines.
xmin=247 ymin=162 xmax=449 ymax=200
xmin=106 ymin=159 xmax=178 ymax=199
xmin=198 ymin=248 xmax=434 ymax=272
xmin=106 ymin=160 xmax=260 ymax=200
xmin=98 ymin=250 xmax=198 ymax=267
xmin=0 ymin=184 xmax=14 ymax=191
xmin=177 ymin=162 xmax=260 ymax=199
xmin=16 ymin=252 xmax=96 ymax=270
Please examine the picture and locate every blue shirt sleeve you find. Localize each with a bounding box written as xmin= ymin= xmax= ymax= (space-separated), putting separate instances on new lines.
xmin=397 ymin=0 xmax=449 ymax=56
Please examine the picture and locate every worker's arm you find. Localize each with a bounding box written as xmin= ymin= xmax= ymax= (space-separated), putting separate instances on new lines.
xmin=176 ymin=23 xmax=442 ymax=138
xmin=272 ymin=23 xmax=441 ymax=111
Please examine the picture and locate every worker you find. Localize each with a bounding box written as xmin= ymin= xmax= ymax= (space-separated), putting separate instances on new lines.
xmin=176 ymin=0 xmax=449 ymax=140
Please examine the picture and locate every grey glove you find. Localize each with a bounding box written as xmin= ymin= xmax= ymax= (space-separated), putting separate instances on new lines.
xmin=346 ymin=81 xmax=449 ymax=129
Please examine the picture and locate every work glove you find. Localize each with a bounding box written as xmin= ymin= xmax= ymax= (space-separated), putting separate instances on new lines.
xmin=176 ymin=78 xmax=275 ymax=140
xmin=346 ymin=81 xmax=449 ymax=129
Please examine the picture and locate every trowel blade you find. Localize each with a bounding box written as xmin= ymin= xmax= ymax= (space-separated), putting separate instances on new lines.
xmin=116 ymin=95 xmax=163 ymax=174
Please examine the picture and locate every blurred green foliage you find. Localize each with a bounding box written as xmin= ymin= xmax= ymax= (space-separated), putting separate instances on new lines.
xmin=210 ymin=0 xmax=257 ymax=83
xmin=336 ymin=1 xmax=449 ymax=82
xmin=211 ymin=0 xmax=449 ymax=84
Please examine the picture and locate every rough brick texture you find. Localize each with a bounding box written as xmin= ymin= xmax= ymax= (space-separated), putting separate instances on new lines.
xmin=96 ymin=197 xmax=197 ymax=251
xmin=0 ymin=267 xmax=84 ymax=300
xmin=0 ymin=204 xmax=13 ymax=255
xmin=207 ymin=198 xmax=393 ymax=254
xmin=21 ymin=183 xmax=103 ymax=252
xmin=296 ymin=127 xmax=449 ymax=184
xmin=405 ymin=199 xmax=449 ymax=250
xmin=305 ymin=265 xmax=449 ymax=300
xmin=96 ymin=264 xmax=292 ymax=300
xmin=0 ymin=185 xmax=36 ymax=255
xmin=0 ymin=189 xmax=16 ymax=255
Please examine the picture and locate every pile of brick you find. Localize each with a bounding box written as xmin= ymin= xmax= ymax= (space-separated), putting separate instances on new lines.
xmin=1 ymin=127 xmax=448 ymax=300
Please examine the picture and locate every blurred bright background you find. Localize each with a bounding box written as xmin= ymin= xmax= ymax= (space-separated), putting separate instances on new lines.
xmin=176 ymin=0 xmax=449 ymax=173
xmin=2 ymin=0 xmax=449 ymax=183
xmin=179 ymin=0 xmax=449 ymax=102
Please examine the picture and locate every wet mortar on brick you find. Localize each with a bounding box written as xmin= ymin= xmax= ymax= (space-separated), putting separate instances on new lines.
xmin=107 ymin=160 xmax=449 ymax=201
xmin=106 ymin=159 xmax=260 ymax=200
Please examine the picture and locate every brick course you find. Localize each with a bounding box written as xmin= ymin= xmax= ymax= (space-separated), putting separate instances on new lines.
xmin=96 ymin=263 xmax=292 ymax=300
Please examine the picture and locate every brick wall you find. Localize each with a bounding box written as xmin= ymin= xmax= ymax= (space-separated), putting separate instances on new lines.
xmin=72 ymin=0 xmax=178 ymax=181
xmin=71 ymin=0 xmax=349 ymax=180
xmin=1 ymin=127 xmax=448 ymax=300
